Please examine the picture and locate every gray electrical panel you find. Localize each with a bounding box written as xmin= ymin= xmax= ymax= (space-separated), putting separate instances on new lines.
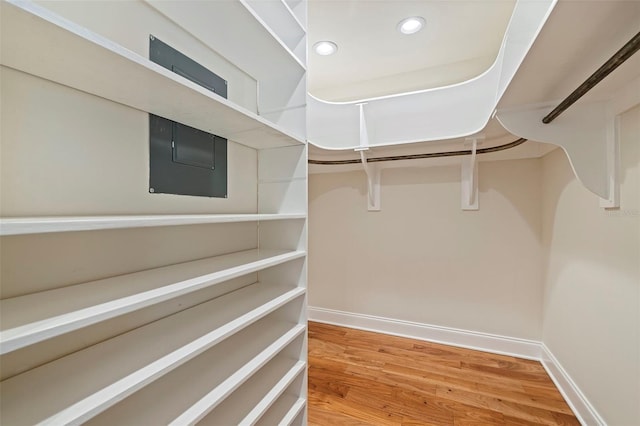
xmin=149 ymin=36 xmax=227 ymax=198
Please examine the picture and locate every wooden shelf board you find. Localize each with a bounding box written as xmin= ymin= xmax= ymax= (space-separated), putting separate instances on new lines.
xmin=281 ymin=397 xmax=307 ymax=425
xmin=143 ymin=0 xmax=306 ymax=85
xmin=86 ymin=324 xmax=304 ymax=426
xmin=284 ymin=0 xmax=307 ymax=30
xmin=0 ymin=213 xmax=306 ymax=236
xmin=0 ymin=283 xmax=306 ymax=425
xmin=170 ymin=325 xmax=306 ymax=425
xmin=280 ymin=0 xmax=306 ymax=32
xmin=238 ymin=360 xmax=306 ymax=425
xmin=240 ymin=0 xmax=306 ymax=68
xmin=197 ymin=357 xmax=305 ymax=426
xmin=256 ymin=394 xmax=306 ymax=426
xmin=0 ymin=0 xmax=305 ymax=149
xmin=0 ymin=248 xmax=306 ymax=354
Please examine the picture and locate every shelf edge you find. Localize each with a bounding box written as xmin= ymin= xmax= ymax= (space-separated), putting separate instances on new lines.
xmin=0 ymin=213 xmax=306 ymax=236
xmin=280 ymin=397 xmax=307 ymax=426
xmin=239 ymin=360 xmax=306 ymax=426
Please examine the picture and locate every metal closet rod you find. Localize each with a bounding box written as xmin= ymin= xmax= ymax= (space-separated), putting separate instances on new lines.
xmin=542 ymin=30 xmax=640 ymax=124
xmin=308 ymin=138 xmax=528 ymax=165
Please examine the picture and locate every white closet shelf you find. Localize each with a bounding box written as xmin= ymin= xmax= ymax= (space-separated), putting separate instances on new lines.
xmin=0 ymin=0 xmax=305 ymax=150
xmin=170 ymin=325 xmax=305 ymax=425
xmin=0 ymin=213 xmax=306 ymax=236
xmin=238 ymin=360 xmax=306 ymax=425
xmin=240 ymin=0 xmax=306 ymax=68
xmin=284 ymin=0 xmax=307 ymax=29
xmin=199 ymin=356 xmax=306 ymax=426
xmin=257 ymin=394 xmax=306 ymax=426
xmin=0 ymin=283 xmax=306 ymax=426
xmin=143 ymin=0 xmax=306 ymax=88
xmin=281 ymin=398 xmax=307 ymax=425
xmin=280 ymin=0 xmax=307 ymax=32
xmin=0 ymin=248 xmax=306 ymax=354
xmin=86 ymin=323 xmax=304 ymax=426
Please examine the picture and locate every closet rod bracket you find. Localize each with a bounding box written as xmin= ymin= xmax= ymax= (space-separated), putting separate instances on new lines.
xmin=496 ymin=76 xmax=639 ymax=209
xmin=461 ymin=136 xmax=483 ymax=210
xmin=355 ymin=102 xmax=381 ymax=211
xmin=355 ymin=148 xmax=381 ymax=211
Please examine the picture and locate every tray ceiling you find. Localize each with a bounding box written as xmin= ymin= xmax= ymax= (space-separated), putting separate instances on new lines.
xmin=307 ymin=0 xmax=516 ymax=102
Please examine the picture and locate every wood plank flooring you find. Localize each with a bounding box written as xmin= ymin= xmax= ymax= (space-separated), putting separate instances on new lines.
xmin=308 ymin=322 xmax=579 ymax=425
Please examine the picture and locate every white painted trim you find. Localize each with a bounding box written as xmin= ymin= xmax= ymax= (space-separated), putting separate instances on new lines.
xmin=540 ymin=344 xmax=605 ymax=426
xmin=307 ymin=306 xmax=541 ymax=360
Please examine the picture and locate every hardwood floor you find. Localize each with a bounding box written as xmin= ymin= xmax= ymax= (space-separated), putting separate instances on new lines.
xmin=308 ymin=322 xmax=579 ymax=425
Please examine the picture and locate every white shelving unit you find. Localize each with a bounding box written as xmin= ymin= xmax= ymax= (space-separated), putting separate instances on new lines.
xmin=1 ymin=285 xmax=305 ymax=425
xmin=284 ymin=0 xmax=307 ymax=29
xmin=170 ymin=324 xmax=305 ymax=425
xmin=236 ymin=359 xmax=307 ymax=425
xmin=241 ymin=0 xmax=307 ymax=66
xmin=1 ymin=0 xmax=305 ymax=149
xmin=0 ymin=0 xmax=308 ymax=424
xmin=257 ymin=394 xmax=307 ymax=426
xmin=143 ymin=0 xmax=307 ymax=138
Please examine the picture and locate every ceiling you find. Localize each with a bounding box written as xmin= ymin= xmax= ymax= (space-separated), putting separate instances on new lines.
xmin=307 ymin=0 xmax=516 ymax=102
xmin=307 ymin=0 xmax=640 ymax=165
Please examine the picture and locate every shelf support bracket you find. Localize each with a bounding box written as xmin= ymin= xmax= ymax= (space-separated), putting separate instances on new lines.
xmin=355 ymin=102 xmax=381 ymax=211
xmin=600 ymin=108 xmax=620 ymax=208
xmin=461 ymin=137 xmax=481 ymax=210
xmin=497 ymin=76 xmax=639 ymax=209
xmin=356 ymin=149 xmax=381 ymax=211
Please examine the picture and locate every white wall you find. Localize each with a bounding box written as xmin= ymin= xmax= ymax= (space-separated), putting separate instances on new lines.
xmin=308 ymin=105 xmax=639 ymax=424
xmin=541 ymin=106 xmax=640 ymax=425
xmin=309 ymin=157 xmax=543 ymax=340
xmin=0 ymin=67 xmax=257 ymax=217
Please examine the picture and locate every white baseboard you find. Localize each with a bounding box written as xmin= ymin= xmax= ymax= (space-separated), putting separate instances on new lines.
xmin=308 ymin=306 xmax=603 ymax=426
xmin=540 ymin=344 xmax=605 ymax=426
xmin=307 ymin=306 xmax=541 ymax=360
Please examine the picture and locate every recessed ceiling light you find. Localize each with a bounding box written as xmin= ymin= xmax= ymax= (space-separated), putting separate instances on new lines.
xmin=397 ymin=16 xmax=426 ymax=35
xmin=313 ymin=41 xmax=338 ymax=56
